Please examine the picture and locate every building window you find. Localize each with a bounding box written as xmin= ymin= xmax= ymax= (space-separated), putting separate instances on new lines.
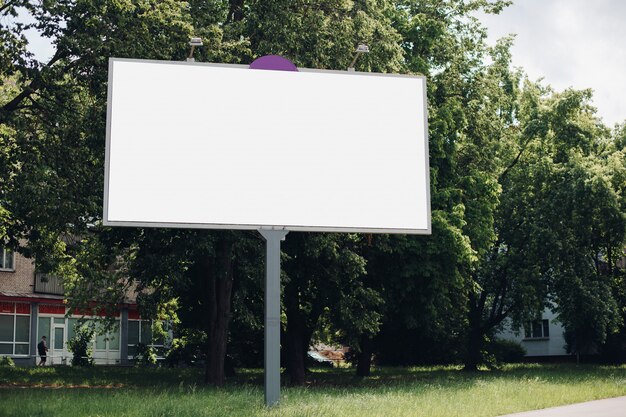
xmin=0 ymin=302 xmax=31 ymax=356
xmin=127 ymin=320 xmax=168 ymax=359
xmin=0 ymin=247 xmax=15 ymax=271
xmin=524 ymin=319 xmax=550 ymax=339
xmin=65 ymin=319 xmax=120 ymax=351
xmin=94 ymin=323 xmax=120 ymax=352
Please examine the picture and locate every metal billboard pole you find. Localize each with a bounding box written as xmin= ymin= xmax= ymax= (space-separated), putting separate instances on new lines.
xmin=258 ymin=229 xmax=288 ymax=407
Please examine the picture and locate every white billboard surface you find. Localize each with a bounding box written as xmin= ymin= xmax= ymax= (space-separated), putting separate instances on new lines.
xmin=104 ymin=59 xmax=430 ymax=234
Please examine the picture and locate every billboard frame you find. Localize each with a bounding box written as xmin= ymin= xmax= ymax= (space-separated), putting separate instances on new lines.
xmin=103 ymin=57 xmax=431 ymax=235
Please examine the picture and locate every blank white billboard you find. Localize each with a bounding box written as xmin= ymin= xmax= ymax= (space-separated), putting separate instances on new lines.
xmin=104 ymin=58 xmax=430 ymax=234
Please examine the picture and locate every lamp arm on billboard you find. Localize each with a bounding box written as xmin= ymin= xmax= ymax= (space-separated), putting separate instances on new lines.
xmin=187 ymin=37 xmax=203 ymax=62
xmin=348 ymin=44 xmax=370 ymax=72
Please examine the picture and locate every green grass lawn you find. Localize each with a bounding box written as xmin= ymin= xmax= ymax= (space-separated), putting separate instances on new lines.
xmin=1 ymin=364 xmax=625 ymax=417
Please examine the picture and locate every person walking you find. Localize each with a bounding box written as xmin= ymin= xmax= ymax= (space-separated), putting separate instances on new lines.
xmin=37 ymin=335 xmax=49 ymax=366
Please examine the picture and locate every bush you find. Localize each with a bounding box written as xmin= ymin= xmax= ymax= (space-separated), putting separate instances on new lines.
xmin=68 ymin=325 xmax=94 ymax=366
xmin=0 ymin=356 xmax=15 ymax=367
xmin=164 ymin=330 xmax=206 ymax=367
xmin=599 ymin=330 xmax=626 ymax=364
xmin=489 ymin=338 xmax=526 ymax=363
xmin=134 ymin=343 xmax=158 ymax=366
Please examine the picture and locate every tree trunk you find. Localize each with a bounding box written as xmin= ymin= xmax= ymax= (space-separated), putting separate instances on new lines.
xmin=464 ymin=328 xmax=483 ymax=371
xmin=356 ymin=335 xmax=373 ymax=377
xmin=284 ymin=311 xmax=307 ymax=385
xmin=463 ymin=307 xmax=484 ymax=372
xmin=227 ymin=0 xmax=245 ymax=22
xmin=204 ymin=238 xmax=235 ymax=385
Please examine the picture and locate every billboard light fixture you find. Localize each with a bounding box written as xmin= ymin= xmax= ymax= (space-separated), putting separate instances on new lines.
xmin=348 ymin=43 xmax=370 ymax=71
xmin=187 ymin=37 xmax=203 ymax=62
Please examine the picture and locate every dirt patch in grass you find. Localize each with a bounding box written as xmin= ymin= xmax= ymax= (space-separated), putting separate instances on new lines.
xmin=0 ymin=382 xmax=124 ymax=389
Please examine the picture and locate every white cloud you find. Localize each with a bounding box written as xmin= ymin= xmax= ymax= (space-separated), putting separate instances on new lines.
xmin=478 ymin=0 xmax=626 ymax=127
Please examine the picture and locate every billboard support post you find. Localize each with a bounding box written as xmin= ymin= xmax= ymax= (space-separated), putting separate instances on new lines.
xmin=259 ymin=229 xmax=288 ymax=407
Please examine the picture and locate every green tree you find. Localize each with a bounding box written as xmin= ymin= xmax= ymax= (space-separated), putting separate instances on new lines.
xmin=472 ymin=86 xmax=626 ymax=368
xmin=338 ymin=0 xmax=514 ymax=375
xmin=233 ymin=0 xmax=407 ymax=385
xmin=395 ymin=2 xmax=625 ymax=369
xmin=385 ymin=1 xmax=522 ymax=371
xmin=126 ymin=228 xmax=263 ymax=384
xmin=280 ymin=232 xmax=378 ymax=384
xmin=0 ymin=0 xmax=193 ymax=275
xmin=68 ymin=324 xmax=95 ymax=366
xmin=542 ymin=94 xmax=626 ymax=359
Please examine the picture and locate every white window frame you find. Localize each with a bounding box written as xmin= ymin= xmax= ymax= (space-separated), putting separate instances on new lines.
xmin=127 ymin=319 xmax=169 ymax=360
xmin=0 ymin=303 xmax=31 ymax=356
xmin=44 ymin=316 xmax=122 ymax=365
xmin=0 ymin=247 xmax=16 ymax=271
xmin=92 ymin=319 xmax=121 ymax=353
xmin=37 ymin=314 xmax=68 ymax=365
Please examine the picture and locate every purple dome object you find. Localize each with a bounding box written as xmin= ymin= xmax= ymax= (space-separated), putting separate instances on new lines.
xmin=249 ymin=55 xmax=298 ymax=72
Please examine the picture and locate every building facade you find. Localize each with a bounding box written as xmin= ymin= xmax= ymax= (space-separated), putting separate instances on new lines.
xmin=498 ymin=308 xmax=568 ymax=357
xmin=0 ymin=246 xmax=161 ymax=365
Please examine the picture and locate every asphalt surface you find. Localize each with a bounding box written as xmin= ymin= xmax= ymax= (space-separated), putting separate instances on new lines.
xmin=498 ymin=396 xmax=626 ymax=416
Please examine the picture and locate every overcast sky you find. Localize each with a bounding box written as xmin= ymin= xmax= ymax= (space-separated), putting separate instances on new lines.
xmin=478 ymin=0 xmax=626 ymax=127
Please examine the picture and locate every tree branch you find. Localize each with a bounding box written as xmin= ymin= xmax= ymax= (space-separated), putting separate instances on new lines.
xmin=499 ymin=134 xmax=534 ymax=181
xmin=0 ymin=0 xmax=18 ymax=15
xmin=0 ymin=49 xmax=66 ymax=123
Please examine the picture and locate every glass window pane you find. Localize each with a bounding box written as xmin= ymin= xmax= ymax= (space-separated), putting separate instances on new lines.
xmin=532 ymin=320 xmax=542 ymax=338
xmin=141 ymin=322 xmax=152 ymax=345
xmin=54 ymin=318 xmax=65 ymax=325
xmin=127 ymin=345 xmax=137 ymax=357
xmin=38 ymin=317 xmax=50 ymax=341
xmin=54 ymin=327 xmax=64 ymax=350
xmin=95 ymin=333 xmax=106 ymax=350
xmin=109 ymin=325 xmax=120 ymax=351
xmin=15 ymin=344 xmax=29 ymax=355
xmin=543 ymin=320 xmax=550 ymax=338
xmin=128 ymin=321 xmax=139 ymax=345
xmin=0 ymin=343 xmax=12 ymax=354
xmin=15 ymin=316 xmax=30 ymax=343
xmin=5 ymin=251 xmax=13 ymax=269
xmin=0 ymin=315 xmax=14 ymax=342
xmin=67 ymin=318 xmax=79 ymax=342
xmin=1 ymin=249 xmax=14 ymax=269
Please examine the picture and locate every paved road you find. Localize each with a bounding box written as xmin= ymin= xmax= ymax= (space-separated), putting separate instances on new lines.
xmin=499 ymin=396 xmax=626 ymax=416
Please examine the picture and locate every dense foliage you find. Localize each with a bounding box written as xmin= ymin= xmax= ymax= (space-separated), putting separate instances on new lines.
xmin=67 ymin=325 xmax=94 ymax=366
xmin=1 ymin=0 xmax=625 ymax=383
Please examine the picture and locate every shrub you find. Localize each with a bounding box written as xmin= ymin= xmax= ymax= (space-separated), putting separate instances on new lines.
xmin=68 ymin=325 xmax=94 ymax=366
xmin=134 ymin=343 xmax=158 ymax=366
xmin=599 ymin=329 xmax=626 ymax=364
xmin=490 ymin=338 xmax=527 ymax=363
xmin=0 ymin=356 xmax=15 ymax=367
xmin=164 ymin=329 xmax=206 ymax=367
